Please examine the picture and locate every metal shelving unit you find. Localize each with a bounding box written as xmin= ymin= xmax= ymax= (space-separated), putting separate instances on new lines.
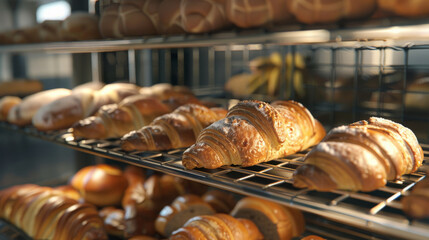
xmin=2 ymin=122 xmax=427 ymax=240
xmin=2 ymin=23 xmax=429 ymax=53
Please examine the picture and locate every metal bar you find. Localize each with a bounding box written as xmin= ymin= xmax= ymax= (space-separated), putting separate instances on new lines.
xmin=192 ymin=48 xmax=200 ymax=88
xmin=128 ymin=49 xmax=136 ymax=84
xmin=90 ymin=52 xmax=101 ymax=83
xmin=178 ymin=48 xmax=185 ymax=86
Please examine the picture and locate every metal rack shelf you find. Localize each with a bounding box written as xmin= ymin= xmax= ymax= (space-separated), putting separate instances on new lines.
xmin=3 ymin=23 xmax=429 ymax=53
xmin=1 ymin=122 xmax=428 ymax=240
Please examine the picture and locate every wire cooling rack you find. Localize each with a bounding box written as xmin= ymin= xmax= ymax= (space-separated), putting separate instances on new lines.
xmin=1 ymin=122 xmax=428 ymax=240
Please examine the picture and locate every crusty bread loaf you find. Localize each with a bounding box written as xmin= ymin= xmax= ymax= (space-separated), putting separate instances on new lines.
xmin=59 ymin=12 xmax=101 ymax=41
xmin=38 ymin=20 xmax=63 ymax=42
xmin=7 ymin=88 xmax=72 ymax=126
xmin=377 ymin=0 xmax=429 ymax=18
xmin=119 ymin=0 xmax=161 ymax=36
xmin=287 ymin=0 xmax=376 ymax=24
xmin=159 ymin=0 xmax=186 ymax=34
xmin=155 ymin=194 xmax=215 ymax=237
xmin=226 ymin=0 xmax=292 ymax=28
xmin=0 ymin=184 xmax=107 ymax=240
xmin=0 ymin=80 xmax=43 ymax=97
xmin=99 ymin=206 xmax=126 ymax=237
xmin=402 ymin=172 xmax=429 ymax=219
xmin=180 ymin=0 xmax=231 ymax=33
xmin=231 ymin=197 xmax=305 ymax=240
xmin=70 ymin=164 xmax=129 ymax=207
xmin=0 ymin=96 xmax=21 ymax=121
xmin=99 ymin=4 xmax=124 ymax=38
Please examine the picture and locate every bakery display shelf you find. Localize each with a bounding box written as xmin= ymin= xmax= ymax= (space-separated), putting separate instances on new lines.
xmin=0 ymin=219 xmax=31 ymax=240
xmin=1 ymin=122 xmax=429 ymax=240
xmin=3 ymin=23 xmax=429 ymax=54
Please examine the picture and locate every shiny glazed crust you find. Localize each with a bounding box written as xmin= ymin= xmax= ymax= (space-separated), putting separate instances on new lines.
xmin=121 ymin=104 xmax=227 ymax=151
xmin=294 ymin=117 xmax=424 ymax=192
xmin=182 ymin=100 xmax=325 ymax=169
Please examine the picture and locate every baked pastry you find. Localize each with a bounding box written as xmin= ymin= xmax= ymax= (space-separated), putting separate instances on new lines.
xmin=182 ymin=100 xmax=325 ymax=169
xmin=70 ymin=164 xmax=129 ymax=207
xmin=202 ymin=189 xmax=237 ymax=213
xmin=180 ymin=0 xmax=230 ymax=33
xmin=231 ymin=197 xmax=305 ymax=240
xmin=155 ymin=194 xmax=215 ymax=237
xmin=0 ymin=79 xmax=43 ymax=97
xmin=377 ymin=0 xmax=429 ymax=18
xmin=401 ymin=173 xmax=429 ymax=219
xmin=170 ymin=213 xmax=263 ymax=240
xmin=121 ymin=104 xmax=227 ymax=151
xmin=159 ymin=0 xmax=186 ymax=34
xmin=287 ymin=0 xmax=376 ymax=24
xmin=0 ymin=184 xmax=107 ymax=240
xmin=71 ymin=88 xmax=201 ymax=139
xmin=301 ymin=235 xmax=326 ymax=240
xmin=99 ymin=4 xmax=124 ymax=38
xmin=226 ymin=0 xmax=292 ymax=28
xmin=293 ymin=117 xmax=424 ymax=192
xmin=0 ymin=96 xmax=21 ymax=121
xmin=7 ymin=88 xmax=72 ymax=126
xmin=59 ymin=12 xmax=101 ymax=41
xmin=33 ymin=82 xmax=140 ymax=131
xmin=119 ymin=0 xmax=161 ymax=36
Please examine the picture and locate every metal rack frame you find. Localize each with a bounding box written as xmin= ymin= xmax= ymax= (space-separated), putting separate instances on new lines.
xmin=2 ymin=122 xmax=427 ymax=239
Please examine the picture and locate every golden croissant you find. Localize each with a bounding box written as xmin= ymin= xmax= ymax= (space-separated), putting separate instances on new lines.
xmin=121 ymin=104 xmax=227 ymax=151
xmin=182 ymin=100 xmax=326 ymax=169
xmin=293 ymin=117 xmax=424 ymax=192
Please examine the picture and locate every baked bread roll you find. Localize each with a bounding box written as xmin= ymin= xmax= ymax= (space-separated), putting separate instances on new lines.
xmin=119 ymin=0 xmax=161 ymax=36
xmin=293 ymin=117 xmax=424 ymax=192
xmin=287 ymin=0 xmax=376 ymax=24
xmin=301 ymin=235 xmax=326 ymax=240
xmin=155 ymin=194 xmax=215 ymax=237
xmin=59 ymin=12 xmax=101 ymax=41
xmin=202 ymin=189 xmax=237 ymax=213
xmin=99 ymin=4 xmax=124 ymax=38
xmin=182 ymin=100 xmax=325 ymax=169
xmin=402 ymin=173 xmax=429 ymax=219
xmin=180 ymin=0 xmax=231 ymax=33
xmin=226 ymin=0 xmax=292 ymax=28
xmin=0 ymin=184 xmax=107 ymax=240
xmin=405 ymin=77 xmax=429 ymax=110
xmin=377 ymin=0 xmax=429 ymax=18
xmin=33 ymin=82 xmax=140 ymax=131
xmin=231 ymin=197 xmax=305 ymax=240
xmin=70 ymin=164 xmax=129 ymax=207
xmin=159 ymin=0 xmax=186 ymax=34
xmin=121 ymin=104 xmax=227 ymax=151
xmin=7 ymin=88 xmax=72 ymax=126
xmin=11 ymin=26 xmax=41 ymax=44
xmin=170 ymin=213 xmax=263 ymax=240
xmin=0 ymin=96 xmax=21 ymax=121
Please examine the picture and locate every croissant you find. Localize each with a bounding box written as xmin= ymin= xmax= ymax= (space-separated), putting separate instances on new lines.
xmin=293 ymin=117 xmax=424 ymax=192
xmin=0 ymin=184 xmax=107 ymax=240
xmin=169 ymin=213 xmax=263 ymax=240
xmin=402 ymin=172 xmax=429 ymax=219
xmin=71 ymin=90 xmax=201 ymax=139
xmin=121 ymin=104 xmax=227 ymax=151
xmin=182 ymin=100 xmax=326 ymax=169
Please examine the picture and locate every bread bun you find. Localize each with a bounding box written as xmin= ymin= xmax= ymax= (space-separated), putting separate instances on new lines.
xmin=202 ymin=189 xmax=236 ymax=213
xmin=0 ymin=96 xmax=21 ymax=121
xmin=226 ymin=0 xmax=292 ymax=28
xmin=231 ymin=197 xmax=305 ymax=240
xmin=287 ymin=0 xmax=376 ymax=24
xmin=377 ymin=0 xmax=429 ymax=17
xmin=70 ymin=164 xmax=128 ymax=207
xmin=159 ymin=0 xmax=186 ymax=34
xmin=180 ymin=0 xmax=230 ymax=33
